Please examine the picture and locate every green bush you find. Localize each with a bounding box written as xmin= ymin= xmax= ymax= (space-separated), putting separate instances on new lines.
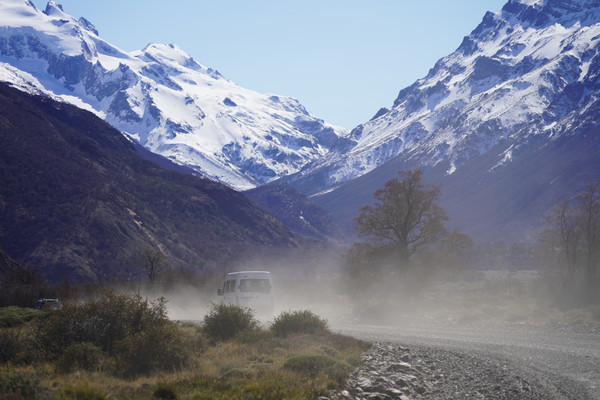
xmin=202 ymin=303 xmax=258 ymax=342
xmin=55 ymin=343 xmax=103 ymax=374
xmin=54 ymin=385 xmax=107 ymax=400
xmin=0 ymin=306 xmax=41 ymax=328
xmin=283 ymin=354 xmax=350 ymax=382
xmin=153 ymin=382 xmax=178 ymax=399
xmin=114 ymin=321 xmax=189 ymax=377
xmin=0 ymin=330 xmax=21 ymax=364
xmin=0 ymin=330 xmax=40 ymax=365
xmin=0 ymin=370 xmax=44 ymax=399
xmin=270 ymin=310 xmax=329 ymax=337
xmin=35 ymin=292 xmax=171 ymax=356
xmin=32 ymin=291 xmax=192 ymax=377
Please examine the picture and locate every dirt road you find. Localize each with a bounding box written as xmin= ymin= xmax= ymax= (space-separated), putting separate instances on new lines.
xmin=334 ymin=321 xmax=600 ymax=399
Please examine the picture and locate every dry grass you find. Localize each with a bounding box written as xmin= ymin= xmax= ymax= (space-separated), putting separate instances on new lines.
xmin=416 ymin=274 xmax=600 ymax=326
xmin=0 ymin=307 xmax=368 ymax=400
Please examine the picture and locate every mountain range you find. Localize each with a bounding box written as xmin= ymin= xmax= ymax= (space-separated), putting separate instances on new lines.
xmin=283 ymin=0 xmax=600 ymax=242
xmin=0 ymin=81 xmax=303 ymax=282
xmin=0 ymin=0 xmax=346 ymax=190
xmin=1 ymin=0 xmax=599 ymax=273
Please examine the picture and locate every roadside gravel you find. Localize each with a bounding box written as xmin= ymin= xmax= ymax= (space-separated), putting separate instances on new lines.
xmin=327 ymin=322 xmax=600 ymax=399
xmin=328 ymin=342 xmax=550 ymax=399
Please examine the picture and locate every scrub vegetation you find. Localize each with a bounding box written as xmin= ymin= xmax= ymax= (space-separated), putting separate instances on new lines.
xmin=0 ymin=296 xmax=367 ymax=400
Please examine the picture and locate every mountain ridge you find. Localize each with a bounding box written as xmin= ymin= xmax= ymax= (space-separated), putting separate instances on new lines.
xmin=0 ymin=0 xmax=347 ymax=190
xmin=0 ymin=81 xmax=303 ymax=282
xmin=285 ymin=0 xmax=600 ymax=195
xmin=279 ymin=0 xmax=600 ymax=242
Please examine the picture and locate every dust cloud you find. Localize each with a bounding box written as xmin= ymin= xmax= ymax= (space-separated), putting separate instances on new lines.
xmin=126 ymin=246 xmax=596 ymax=330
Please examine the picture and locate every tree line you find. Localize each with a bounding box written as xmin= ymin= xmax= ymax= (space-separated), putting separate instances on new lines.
xmin=540 ymin=181 xmax=600 ymax=304
xmin=343 ymin=169 xmax=600 ymax=305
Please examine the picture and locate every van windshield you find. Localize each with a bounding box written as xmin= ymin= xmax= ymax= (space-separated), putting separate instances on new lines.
xmin=239 ymin=279 xmax=271 ymax=294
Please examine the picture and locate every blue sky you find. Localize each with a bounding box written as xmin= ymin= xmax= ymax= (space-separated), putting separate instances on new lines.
xmin=31 ymin=0 xmax=507 ymax=129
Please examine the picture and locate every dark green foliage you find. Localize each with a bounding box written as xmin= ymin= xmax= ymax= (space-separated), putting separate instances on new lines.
xmin=55 ymin=343 xmax=103 ymax=374
xmin=114 ymin=320 xmax=188 ymax=377
xmin=270 ymin=310 xmax=329 ymax=337
xmin=35 ymin=292 xmax=190 ymax=376
xmin=36 ymin=292 xmax=168 ymax=356
xmin=153 ymin=383 xmax=178 ymax=400
xmin=0 ymin=306 xmax=41 ymax=328
xmin=0 ymin=370 xmax=43 ymax=400
xmin=283 ymin=354 xmax=351 ymax=382
xmin=54 ymin=385 xmax=107 ymax=400
xmin=202 ymin=303 xmax=258 ymax=342
xmin=0 ymin=330 xmax=21 ymax=364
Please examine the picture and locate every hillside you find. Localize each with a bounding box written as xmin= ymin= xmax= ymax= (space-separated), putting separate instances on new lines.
xmin=0 ymin=82 xmax=299 ymax=282
xmin=244 ymin=184 xmax=346 ymax=243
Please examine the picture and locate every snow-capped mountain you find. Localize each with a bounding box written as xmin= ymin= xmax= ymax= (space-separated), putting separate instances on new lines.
xmin=282 ymin=0 xmax=600 ymax=242
xmin=288 ymin=0 xmax=600 ymax=195
xmin=0 ymin=0 xmax=346 ymax=190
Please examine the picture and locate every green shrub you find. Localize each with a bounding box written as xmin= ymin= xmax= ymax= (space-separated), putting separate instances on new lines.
xmin=114 ymin=321 xmax=189 ymax=377
xmin=31 ymin=292 xmax=192 ymax=377
xmin=0 ymin=370 xmax=44 ymax=399
xmin=234 ymin=328 xmax=275 ymax=345
xmin=54 ymin=385 xmax=107 ymax=400
xmin=0 ymin=330 xmax=21 ymax=363
xmin=35 ymin=292 xmax=171 ymax=357
xmin=0 ymin=306 xmax=41 ymax=328
xmin=270 ymin=310 xmax=329 ymax=337
xmin=0 ymin=330 xmax=40 ymax=365
xmin=283 ymin=354 xmax=350 ymax=382
xmin=55 ymin=343 xmax=103 ymax=374
xmin=202 ymin=303 xmax=258 ymax=342
xmin=153 ymin=382 xmax=178 ymax=399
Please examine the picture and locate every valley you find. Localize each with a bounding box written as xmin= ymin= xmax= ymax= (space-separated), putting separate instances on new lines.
xmin=0 ymin=1 xmax=599 ymax=398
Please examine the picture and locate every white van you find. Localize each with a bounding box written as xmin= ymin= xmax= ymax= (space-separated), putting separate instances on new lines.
xmin=217 ymin=271 xmax=273 ymax=316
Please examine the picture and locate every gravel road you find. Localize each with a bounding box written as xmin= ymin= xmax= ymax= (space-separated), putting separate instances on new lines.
xmin=332 ymin=321 xmax=600 ymax=399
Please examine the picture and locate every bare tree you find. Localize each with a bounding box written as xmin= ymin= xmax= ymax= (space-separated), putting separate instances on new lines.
xmin=138 ymin=248 xmax=168 ymax=285
xmin=541 ymin=181 xmax=600 ymax=301
xmin=354 ymin=169 xmax=448 ymax=266
xmin=543 ymin=199 xmax=581 ymax=283
xmin=577 ymin=182 xmax=600 ymax=287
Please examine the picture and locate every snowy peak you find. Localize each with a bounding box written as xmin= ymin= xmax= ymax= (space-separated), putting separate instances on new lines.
xmin=43 ymin=1 xmax=65 ymax=17
xmin=282 ymin=0 xmax=600 ymax=244
xmin=77 ymin=17 xmax=98 ymax=36
xmin=1 ymin=0 xmax=38 ymax=15
xmin=0 ymin=1 xmax=347 ymax=190
xmin=500 ymin=0 xmax=600 ymax=28
xmin=139 ymin=43 xmax=196 ymax=67
xmin=287 ymin=0 xmax=600 ymax=195
xmin=134 ymin=43 xmax=212 ymax=76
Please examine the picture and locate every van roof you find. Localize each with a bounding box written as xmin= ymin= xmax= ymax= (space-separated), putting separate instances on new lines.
xmin=226 ymin=271 xmax=270 ymax=276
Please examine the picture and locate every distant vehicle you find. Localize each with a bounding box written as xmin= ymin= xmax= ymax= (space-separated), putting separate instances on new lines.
xmin=35 ymin=298 xmax=61 ymax=310
xmin=218 ymin=271 xmax=273 ymax=316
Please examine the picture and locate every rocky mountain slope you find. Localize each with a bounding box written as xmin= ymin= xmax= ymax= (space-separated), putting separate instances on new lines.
xmin=0 ymin=245 xmax=20 ymax=278
xmin=0 ymin=81 xmax=300 ymax=282
xmin=284 ymin=0 xmax=600 ymax=241
xmin=244 ymin=184 xmax=346 ymax=243
xmin=0 ymin=0 xmax=346 ymax=190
